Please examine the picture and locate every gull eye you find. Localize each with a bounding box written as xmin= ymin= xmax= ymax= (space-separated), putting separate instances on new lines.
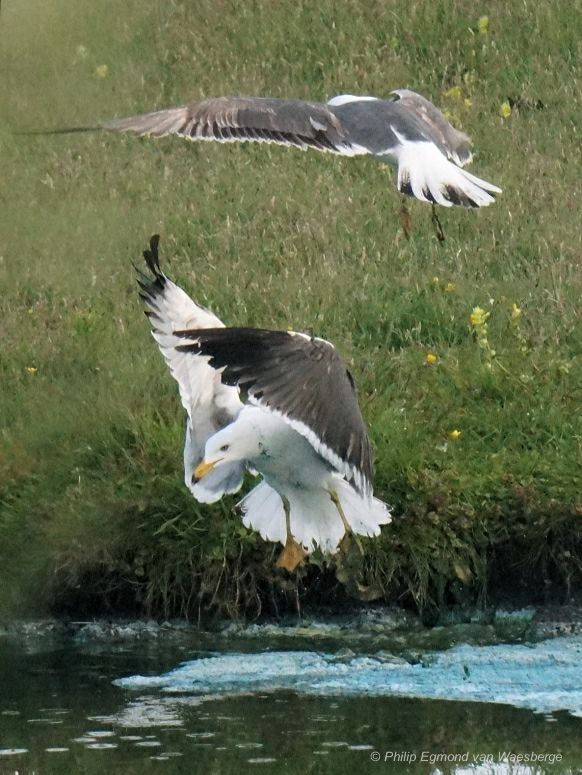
xmin=219 ymin=444 xmax=230 ymax=452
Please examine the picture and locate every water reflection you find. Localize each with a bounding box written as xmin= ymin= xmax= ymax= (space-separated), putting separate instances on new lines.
xmin=0 ymin=637 xmax=580 ymax=773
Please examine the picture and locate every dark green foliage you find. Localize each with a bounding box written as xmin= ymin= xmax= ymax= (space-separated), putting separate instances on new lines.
xmin=1 ymin=0 xmax=581 ymax=620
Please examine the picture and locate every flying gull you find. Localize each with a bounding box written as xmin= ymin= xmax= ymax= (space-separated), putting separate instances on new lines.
xmin=37 ymin=89 xmax=500 ymax=209
xmin=136 ymin=235 xmax=390 ymax=571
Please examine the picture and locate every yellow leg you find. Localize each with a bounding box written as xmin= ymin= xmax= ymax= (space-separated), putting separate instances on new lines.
xmin=276 ymin=497 xmax=307 ymax=572
xmin=328 ymin=489 xmax=364 ymax=555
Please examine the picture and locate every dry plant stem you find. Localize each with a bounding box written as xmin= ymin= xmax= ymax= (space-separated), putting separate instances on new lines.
xmin=431 ymin=203 xmax=446 ymax=242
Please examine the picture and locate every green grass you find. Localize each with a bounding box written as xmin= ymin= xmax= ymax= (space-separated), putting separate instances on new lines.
xmin=0 ymin=0 xmax=581 ymax=620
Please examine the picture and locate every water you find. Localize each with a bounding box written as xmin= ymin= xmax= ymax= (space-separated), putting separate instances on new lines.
xmin=0 ymin=621 xmax=581 ymax=774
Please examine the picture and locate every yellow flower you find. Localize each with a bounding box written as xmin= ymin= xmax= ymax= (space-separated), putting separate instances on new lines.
xmin=509 ymin=302 xmax=528 ymax=353
xmin=95 ymin=64 xmax=109 ymax=79
xmin=431 ymin=276 xmax=440 ymax=286
xmin=478 ymin=16 xmax=489 ymax=34
xmin=449 ymin=429 xmax=462 ymax=440
xmin=444 ymin=282 xmax=456 ymax=293
xmin=499 ymin=101 xmax=512 ymax=119
xmin=443 ymin=86 xmax=462 ymax=100
xmin=26 ymin=367 xmax=38 ymax=375
xmin=470 ymin=306 xmax=490 ymax=327
xmin=425 ymin=352 xmax=438 ymax=365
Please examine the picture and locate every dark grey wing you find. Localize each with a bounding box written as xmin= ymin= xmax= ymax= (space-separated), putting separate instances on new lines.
xmin=102 ymin=96 xmax=369 ymax=156
xmin=390 ymin=89 xmax=473 ymax=166
xmin=327 ymin=93 xmax=471 ymax=163
xmin=175 ymin=327 xmax=374 ymax=495
xmin=328 ymin=94 xmax=500 ymax=207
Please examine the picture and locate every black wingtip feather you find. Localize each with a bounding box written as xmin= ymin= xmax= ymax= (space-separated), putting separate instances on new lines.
xmin=143 ymin=234 xmax=162 ymax=276
xmin=135 ymin=235 xmax=167 ymax=310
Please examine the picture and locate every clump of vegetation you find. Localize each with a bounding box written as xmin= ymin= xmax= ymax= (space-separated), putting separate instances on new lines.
xmin=0 ymin=0 xmax=581 ymax=621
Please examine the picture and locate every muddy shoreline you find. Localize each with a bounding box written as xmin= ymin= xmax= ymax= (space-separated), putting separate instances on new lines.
xmin=3 ymin=604 xmax=582 ymax=651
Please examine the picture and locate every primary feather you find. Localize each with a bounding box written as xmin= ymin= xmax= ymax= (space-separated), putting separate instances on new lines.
xmin=137 ymin=236 xmax=391 ymax=564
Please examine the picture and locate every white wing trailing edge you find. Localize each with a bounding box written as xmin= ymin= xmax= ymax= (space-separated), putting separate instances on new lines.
xmin=136 ymin=236 xmax=243 ymax=500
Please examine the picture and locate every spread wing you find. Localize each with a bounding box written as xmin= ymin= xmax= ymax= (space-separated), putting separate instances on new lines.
xmin=104 ymin=96 xmax=369 ymax=157
xmin=24 ymin=89 xmax=499 ymax=207
xmin=136 ymin=236 xmax=243 ymax=501
xmin=174 ymin=327 xmax=374 ymax=496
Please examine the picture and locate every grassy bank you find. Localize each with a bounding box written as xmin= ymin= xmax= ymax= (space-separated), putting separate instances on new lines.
xmin=0 ymin=0 xmax=581 ymax=620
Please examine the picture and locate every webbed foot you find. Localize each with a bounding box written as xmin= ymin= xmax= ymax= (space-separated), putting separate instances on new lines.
xmin=276 ymin=536 xmax=307 ymax=572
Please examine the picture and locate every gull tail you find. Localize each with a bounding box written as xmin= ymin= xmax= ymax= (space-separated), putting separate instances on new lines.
xmin=330 ymin=476 xmax=391 ymax=537
xmin=395 ymin=135 xmax=502 ymax=208
xmin=239 ymin=482 xmax=287 ymax=546
xmin=239 ymin=479 xmax=390 ymax=554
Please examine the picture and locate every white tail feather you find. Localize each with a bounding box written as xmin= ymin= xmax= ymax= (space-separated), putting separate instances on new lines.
xmin=288 ymin=489 xmax=345 ymax=552
xmin=330 ymin=476 xmax=391 ymax=536
xmin=393 ymin=133 xmax=501 ymax=208
xmin=238 ymin=482 xmax=287 ymax=544
xmin=238 ymin=478 xmax=390 ymax=554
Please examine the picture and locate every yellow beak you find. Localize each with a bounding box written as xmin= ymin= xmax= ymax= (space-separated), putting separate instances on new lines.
xmin=193 ymin=459 xmax=220 ymax=482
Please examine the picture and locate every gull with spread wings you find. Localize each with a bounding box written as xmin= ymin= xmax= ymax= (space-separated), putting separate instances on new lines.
xmin=136 ymin=235 xmax=390 ymax=572
xmin=36 ymin=89 xmax=500 ymax=214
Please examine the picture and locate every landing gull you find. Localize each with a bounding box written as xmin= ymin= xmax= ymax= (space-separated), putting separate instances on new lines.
xmin=39 ymin=89 xmax=501 ymax=209
xmin=136 ymin=235 xmax=390 ymax=571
